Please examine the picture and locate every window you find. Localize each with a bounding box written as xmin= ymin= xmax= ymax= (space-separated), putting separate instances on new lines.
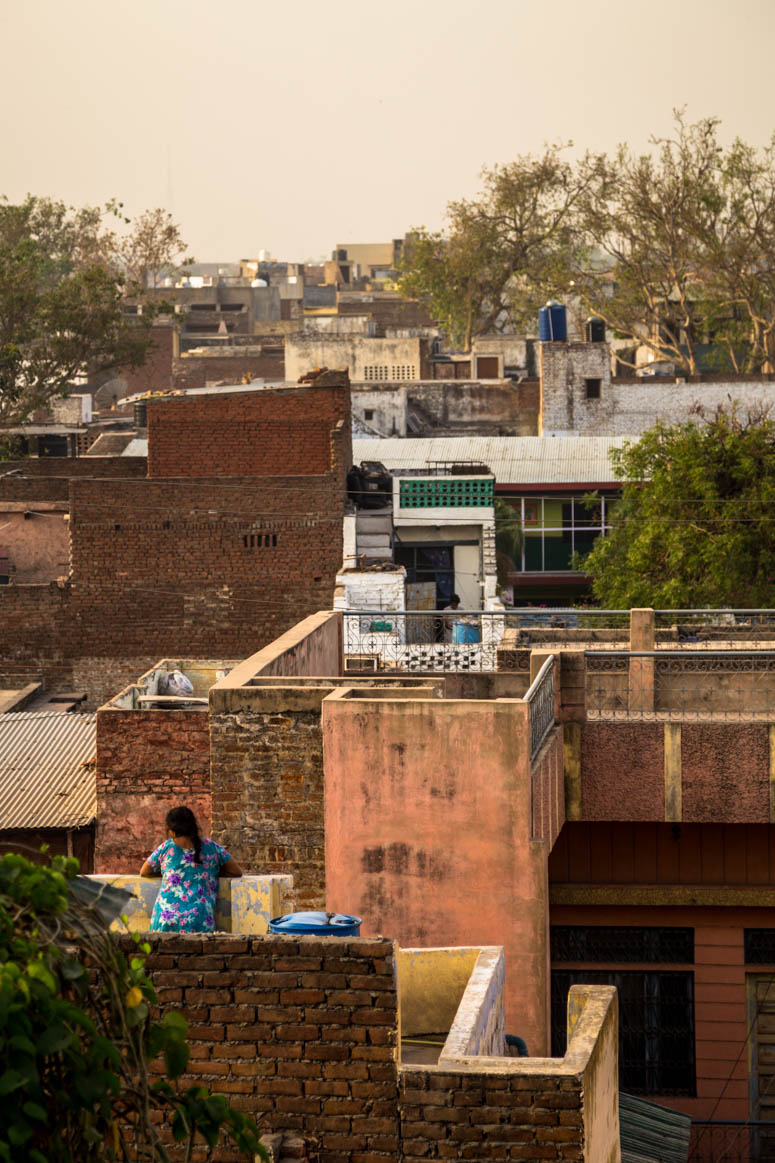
xmin=551 ymin=970 xmax=695 ymax=1095
xmin=551 ymin=925 xmax=695 ymax=1096
xmin=585 ymin=377 xmax=602 ymax=399
xmin=364 ymin=410 xmax=374 ymax=421
xmin=552 ymin=926 xmax=694 ymax=964
xmin=745 ymin=930 xmax=775 ymax=963
xmin=512 ymin=495 xmax=614 ymax=573
xmin=242 ymin=532 xmax=278 ymax=549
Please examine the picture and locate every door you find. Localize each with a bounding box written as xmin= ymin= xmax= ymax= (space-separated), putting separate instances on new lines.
xmin=748 ymin=975 xmax=775 ymax=1160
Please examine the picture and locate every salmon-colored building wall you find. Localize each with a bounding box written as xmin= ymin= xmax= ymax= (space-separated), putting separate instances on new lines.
xmin=551 ymin=822 xmax=775 ymax=1128
xmin=322 ymin=693 xmax=554 ymax=1052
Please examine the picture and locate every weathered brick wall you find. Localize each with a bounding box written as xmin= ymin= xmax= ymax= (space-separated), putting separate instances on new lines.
xmin=210 ymin=699 xmax=327 ymax=909
xmin=399 ymin=1069 xmax=583 ymax=1160
xmin=0 ymin=457 xmax=147 ymax=480
xmin=147 ymin=381 xmax=351 ymax=481
xmin=172 ymin=351 xmax=285 ymax=391
xmin=95 ymin=709 xmax=212 ymax=872
xmin=123 ymin=932 xmax=399 ymax=1163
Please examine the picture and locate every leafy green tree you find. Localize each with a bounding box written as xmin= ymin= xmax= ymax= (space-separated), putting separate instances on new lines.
xmin=0 ymin=196 xmax=192 ymax=430
xmin=0 ymin=851 xmax=267 ymax=1162
xmin=581 ymin=407 xmax=775 ymax=607
xmin=398 ymin=146 xmax=597 ymax=349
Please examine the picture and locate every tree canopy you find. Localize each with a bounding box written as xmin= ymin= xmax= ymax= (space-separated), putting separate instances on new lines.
xmin=397 ymin=145 xmax=597 ymax=349
xmin=399 ymin=114 xmax=775 ymax=372
xmin=0 ymin=196 xmax=191 ymax=429
xmin=581 ymin=407 xmax=775 ymax=608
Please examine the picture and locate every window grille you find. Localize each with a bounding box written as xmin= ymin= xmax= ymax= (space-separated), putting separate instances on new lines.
xmin=551 ymin=926 xmax=694 ymax=964
xmin=745 ymin=930 xmax=775 ymax=963
xmin=551 ymin=969 xmax=696 ymax=1095
xmin=242 ymin=532 xmax=277 ymax=549
xmin=399 ymin=478 xmax=494 ymax=508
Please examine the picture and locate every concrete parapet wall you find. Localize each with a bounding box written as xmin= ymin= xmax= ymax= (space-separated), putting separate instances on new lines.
xmin=399 ymin=983 xmax=620 ymax=1162
xmin=438 ymin=947 xmax=506 ymax=1060
xmin=89 ymin=874 xmax=294 ymax=932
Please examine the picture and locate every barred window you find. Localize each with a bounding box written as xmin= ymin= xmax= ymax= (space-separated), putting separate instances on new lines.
xmin=745 ymin=930 xmax=775 ymax=964
xmin=551 ymin=926 xmax=694 ymax=964
xmin=551 ymin=970 xmax=696 ymax=1095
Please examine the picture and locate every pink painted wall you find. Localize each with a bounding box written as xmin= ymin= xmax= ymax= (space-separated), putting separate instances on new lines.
xmin=682 ymin=724 xmax=770 ymax=822
xmin=581 ymin=723 xmax=665 ymax=820
xmin=322 ymin=693 xmax=552 ymax=1053
xmin=531 ymin=729 xmax=565 ymax=846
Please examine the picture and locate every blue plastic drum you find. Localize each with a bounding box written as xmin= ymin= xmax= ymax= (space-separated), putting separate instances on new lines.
xmin=268 ymin=911 xmax=362 ymax=936
xmin=452 ymin=620 xmax=482 ymax=644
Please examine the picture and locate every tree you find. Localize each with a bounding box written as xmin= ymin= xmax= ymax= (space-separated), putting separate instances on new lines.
xmin=571 ymin=114 xmax=775 ymax=375
xmin=581 ymin=407 xmax=775 ymax=608
xmin=0 ymin=850 xmax=267 ymax=1162
xmin=112 ymin=206 xmax=194 ymax=292
xmin=398 ymin=146 xmax=598 ymax=349
xmin=0 ymin=197 xmax=152 ymax=428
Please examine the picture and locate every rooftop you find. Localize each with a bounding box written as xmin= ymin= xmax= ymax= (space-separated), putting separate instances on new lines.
xmin=352 ymin=435 xmax=630 ymax=486
xmin=0 ymin=711 xmax=96 ymax=829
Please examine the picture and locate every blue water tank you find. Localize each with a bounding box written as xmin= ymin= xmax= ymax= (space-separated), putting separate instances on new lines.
xmin=452 ymin=620 xmax=482 ymax=644
xmin=268 ymin=911 xmax=362 ymax=936
xmin=538 ymin=301 xmax=567 ymax=342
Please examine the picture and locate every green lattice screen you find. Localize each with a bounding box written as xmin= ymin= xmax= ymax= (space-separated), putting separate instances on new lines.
xmin=399 ymin=478 xmax=494 ymax=508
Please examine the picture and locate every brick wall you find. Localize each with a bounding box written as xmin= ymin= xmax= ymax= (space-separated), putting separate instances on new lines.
xmin=172 ymin=351 xmax=285 ymax=391
xmin=399 ymin=1069 xmax=583 ymax=1160
xmin=0 ymin=457 xmax=147 ymax=480
xmin=125 ymin=932 xmax=399 ymax=1163
xmin=210 ymin=698 xmax=327 ymax=909
xmin=147 ymin=381 xmax=351 ymax=482
xmin=95 ymin=709 xmax=212 ymax=873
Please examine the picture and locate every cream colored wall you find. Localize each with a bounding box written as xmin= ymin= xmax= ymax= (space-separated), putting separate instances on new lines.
xmin=88 ymin=874 xmax=295 ymax=933
xmin=398 ymin=947 xmax=480 ymax=1036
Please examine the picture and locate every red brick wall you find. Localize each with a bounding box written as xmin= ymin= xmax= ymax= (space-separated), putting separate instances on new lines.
xmin=123 ymin=932 xmax=399 ymax=1163
xmin=147 ymin=381 xmax=351 ymax=482
xmin=0 ymin=380 xmax=349 ymax=709
xmin=95 ymin=709 xmax=211 ymax=873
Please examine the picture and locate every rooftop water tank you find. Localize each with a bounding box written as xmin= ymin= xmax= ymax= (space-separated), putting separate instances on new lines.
xmin=538 ymin=301 xmax=567 ymax=342
xmin=268 ymin=911 xmax=362 ymax=937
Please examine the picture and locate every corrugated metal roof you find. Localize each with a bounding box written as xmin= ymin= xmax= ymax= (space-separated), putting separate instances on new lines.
xmin=352 ymin=436 xmax=630 ymax=485
xmin=0 ymin=712 xmax=97 ymax=830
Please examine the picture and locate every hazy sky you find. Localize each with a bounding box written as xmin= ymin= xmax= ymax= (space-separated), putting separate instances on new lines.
xmin=3 ymin=0 xmax=774 ymax=262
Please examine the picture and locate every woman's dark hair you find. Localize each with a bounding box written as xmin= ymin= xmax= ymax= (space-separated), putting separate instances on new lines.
xmin=165 ymin=806 xmax=202 ymax=865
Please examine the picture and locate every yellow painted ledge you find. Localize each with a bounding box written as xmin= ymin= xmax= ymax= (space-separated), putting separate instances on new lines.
xmin=87 ymin=875 xmax=295 ymax=933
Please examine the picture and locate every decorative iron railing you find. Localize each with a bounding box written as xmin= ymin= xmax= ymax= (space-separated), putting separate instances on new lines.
xmin=342 ymin=610 xmax=508 ymax=673
xmin=526 ymin=655 xmax=555 ymax=761
xmin=585 ymin=650 xmax=775 ymax=721
xmin=690 ymin=1120 xmax=775 ymax=1162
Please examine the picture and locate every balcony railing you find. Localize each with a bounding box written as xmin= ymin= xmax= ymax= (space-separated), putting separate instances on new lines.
xmin=526 ymin=655 xmax=555 ymax=761
xmin=690 ymin=1120 xmax=775 ymax=1162
xmin=342 ymin=610 xmax=507 ymax=673
xmin=585 ymin=650 xmax=775 ymax=721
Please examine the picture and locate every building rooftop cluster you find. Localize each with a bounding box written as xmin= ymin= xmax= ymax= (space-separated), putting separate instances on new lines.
xmin=5 ymin=240 xmax=775 ymax=1161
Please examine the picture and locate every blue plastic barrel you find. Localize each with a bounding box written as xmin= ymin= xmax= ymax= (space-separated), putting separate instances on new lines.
xmin=538 ymin=301 xmax=567 ymax=342
xmin=452 ymin=620 xmax=482 ymax=644
xmin=268 ymin=911 xmax=362 ymax=936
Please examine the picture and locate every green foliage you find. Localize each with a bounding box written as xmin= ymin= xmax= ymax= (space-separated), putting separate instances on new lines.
xmin=397 ymin=145 xmax=595 ymax=349
xmin=495 ymin=498 xmax=523 ymax=588
xmin=0 ymin=195 xmax=192 ymax=429
xmin=0 ymin=852 xmax=267 ymax=1162
xmin=581 ymin=407 xmax=775 ymax=608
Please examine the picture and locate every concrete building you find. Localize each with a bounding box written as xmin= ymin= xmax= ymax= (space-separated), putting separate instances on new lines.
xmin=285 ymin=335 xmax=431 ymax=383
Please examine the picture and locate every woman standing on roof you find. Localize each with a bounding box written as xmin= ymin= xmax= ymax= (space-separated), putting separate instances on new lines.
xmin=140 ymin=805 xmax=242 ymax=933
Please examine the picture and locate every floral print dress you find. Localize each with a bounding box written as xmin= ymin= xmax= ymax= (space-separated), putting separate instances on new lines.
xmin=147 ymin=838 xmax=231 ymax=932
